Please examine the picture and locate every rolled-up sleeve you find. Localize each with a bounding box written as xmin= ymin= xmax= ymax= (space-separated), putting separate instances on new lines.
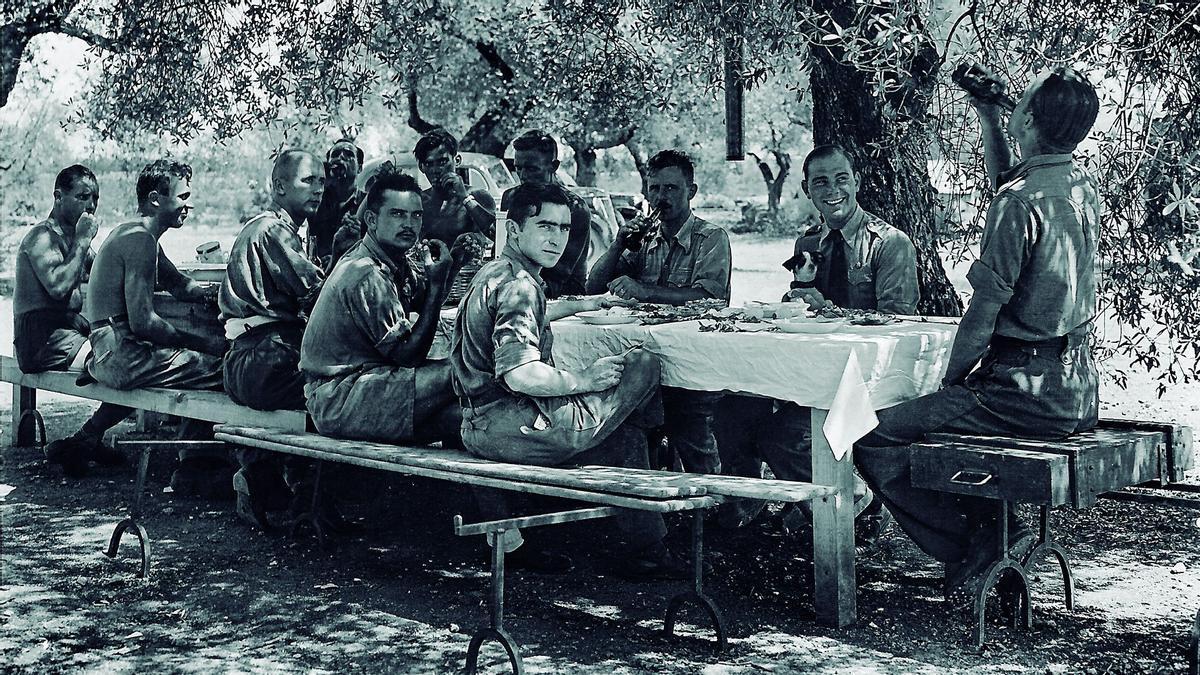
xmin=872 ymin=231 xmax=919 ymax=314
xmin=691 ymin=229 xmax=732 ymax=302
xmin=967 ymin=193 xmax=1035 ymax=305
xmin=492 ymin=276 xmax=545 ymax=377
xmin=263 ymin=222 xmax=324 ymax=308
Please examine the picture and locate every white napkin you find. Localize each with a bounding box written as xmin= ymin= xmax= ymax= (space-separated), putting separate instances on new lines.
xmin=822 ymin=350 xmax=879 ymax=460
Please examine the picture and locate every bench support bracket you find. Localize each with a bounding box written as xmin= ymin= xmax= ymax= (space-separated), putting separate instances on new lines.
xmin=972 ymin=500 xmax=1033 ymax=650
xmin=12 ymin=384 xmax=45 ymax=447
xmin=664 ymin=510 xmax=728 ymax=651
xmin=1022 ymin=505 xmax=1074 ymax=610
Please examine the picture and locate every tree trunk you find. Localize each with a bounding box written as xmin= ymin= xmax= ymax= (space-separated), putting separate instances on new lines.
xmin=625 ymin=135 xmax=651 ymax=186
xmin=571 ymin=144 xmax=598 ymax=186
xmin=808 ymin=2 xmax=962 ymax=317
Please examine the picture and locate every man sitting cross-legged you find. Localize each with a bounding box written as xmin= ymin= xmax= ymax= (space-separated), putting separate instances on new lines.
xmin=299 ymin=170 xmax=468 ymax=446
xmin=13 ymin=164 xmax=131 ymax=476
xmin=84 ymin=159 xmax=230 ymax=497
xmin=451 ymin=182 xmax=688 ymax=580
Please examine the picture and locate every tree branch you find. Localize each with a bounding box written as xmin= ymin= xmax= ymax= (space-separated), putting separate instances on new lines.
xmin=406 ymin=86 xmax=437 ymax=134
xmin=57 ymin=21 xmax=122 ymax=52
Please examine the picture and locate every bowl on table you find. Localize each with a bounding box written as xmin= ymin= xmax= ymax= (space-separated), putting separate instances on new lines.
xmin=770 ymin=316 xmax=846 ymax=334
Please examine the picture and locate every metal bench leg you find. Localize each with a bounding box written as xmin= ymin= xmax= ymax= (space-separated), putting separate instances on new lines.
xmin=1022 ymin=505 xmax=1074 ymax=610
xmin=289 ymin=460 xmax=328 ymax=547
xmin=664 ymin=510 xmax=728 ymax=651
xmin=972 ymin=501 xmax=1033 ymax=650
xmin=1190 ymin=607 xmax=1200 ymax=675
xmin=466 ymin=529 xmax=524 ymax=675
xmin=104 ymin=443 xmax=153 ymax=578
xmin=12 ymin=384 xmax=44 ymax=447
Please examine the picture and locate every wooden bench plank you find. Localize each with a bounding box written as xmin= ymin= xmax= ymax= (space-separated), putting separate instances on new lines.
xmin=912 ymin=443 xmax=1072 ymax=506
xmin=212 ymin=430 xmax=717 ymax=512
xmin=2 ymin=356 xmax=305 ymax=433
xmin=926 ymin=430 xmax=1164 ymax=507
xmin=1099 ymin=418 xmax=1194 ymax=480
xmin=216 ymin=425 xmax=707 ymax=499
xmin=576 ymin=465 xmax=838 ymax=502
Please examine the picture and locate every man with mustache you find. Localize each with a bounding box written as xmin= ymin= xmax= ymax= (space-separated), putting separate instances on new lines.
xmin=308 ymin=138 xmax=362 ymax=262
xmin=587 ymin=149 xmax=732 ymax=475
xmin=300 ymin=170 xmax=467 ymax=446
xmin=13 ymin=164 xmax=130 ymax=476
xmin=219 ymin=149 xmax=326 ymax=528
xmin=85 ymin=159 xmax=230 ymax=496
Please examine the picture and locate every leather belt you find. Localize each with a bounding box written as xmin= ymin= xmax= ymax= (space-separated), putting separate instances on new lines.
xmin=459 ymin=385 xmax=508 ymax=410
xmin=89 ymin=314 xmax=129 ymax=330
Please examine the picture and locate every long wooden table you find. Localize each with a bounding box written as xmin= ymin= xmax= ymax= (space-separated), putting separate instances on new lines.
xmin=550 ymin=316 xmax=959 ymax=627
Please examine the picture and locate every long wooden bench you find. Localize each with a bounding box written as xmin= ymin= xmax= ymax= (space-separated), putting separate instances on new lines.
xmin=1 ymin=354 xmax=306 ymax=447
xmin=212 ymin=424 xmax=839 ymax=675
xmin=909 ymin=418 xmax=1194 ymax=648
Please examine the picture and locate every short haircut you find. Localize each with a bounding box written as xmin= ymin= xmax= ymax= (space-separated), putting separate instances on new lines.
xmin=54 ymin=164 xmax=96 ymax=193
xmin=507 ymin=183 xmax=572 ymax=227
xmin=802 ymin=145 xmax=855 ymax=182
xmin=512 ymin=129 xmax=558 ymax=159
xmin=136 ymin=159 xmax=193 ymax=205
xmin=1029 ymin=67 xmax=1099 ymax=153
xmin=271 ymin=149 xmax=317 ymax=186
xmin=327 ymin=138 xmax=364 ymax=165
xmin=413 ymin=127 xmax=458 ymax=163
xmin=646 ymin=149 xmax=695 ymax=183
xmin=365 ymin=169 xmax=422 ymax=214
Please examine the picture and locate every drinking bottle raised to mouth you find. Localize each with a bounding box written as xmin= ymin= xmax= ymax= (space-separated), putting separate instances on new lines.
xmin=952 ymin=60 xmax=1017 ymax=111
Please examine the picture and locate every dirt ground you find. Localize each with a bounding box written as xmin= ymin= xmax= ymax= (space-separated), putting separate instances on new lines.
xmin=2 ymin=374 xmax=1199 ymax=675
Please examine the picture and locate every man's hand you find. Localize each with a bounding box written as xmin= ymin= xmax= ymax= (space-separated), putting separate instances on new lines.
xmin=614 ymin=215 xmax=653 ymax=251
xmin=424 ymin=238 xmax=454 ymax=288
xmin=607 ymin=275 xmax=649 ymax=301
xmin=451 ymin=231 xmax=491 ymax=267
xmin=439 ymin=173 xmax=468 ymax=202
xmin=784 ymin=287 xmax=829 ymax=310
xmin=75 ymin=212 xmax=100 ymax=245
xmin=579 ymin=354 xmax=625 ymax=392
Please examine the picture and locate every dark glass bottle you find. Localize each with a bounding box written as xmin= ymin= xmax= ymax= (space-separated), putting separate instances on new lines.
xmin=952 ymin=60 xmax=1017 ymax=111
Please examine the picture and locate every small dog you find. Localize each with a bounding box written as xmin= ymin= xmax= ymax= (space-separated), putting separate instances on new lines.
xmin=782 ymin=249 xmax=822 ymax=288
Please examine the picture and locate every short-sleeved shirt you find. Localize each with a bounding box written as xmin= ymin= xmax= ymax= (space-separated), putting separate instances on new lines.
xmin=616 ymin=214 xmax=732 ymax=302
xmin=793 ymin=207 xmax=918 ymax=314
xmin=451 ymin=245 xmax=553 ymax=405
xmin=966 ymin=154 xmax=1099 ymax=341
xmin=299 ymin=234 xmax=427 ymax=379
xmin=219 ymin=208 xmax=324 ymax=339
xmin=501 ymin=185 xmax=590 ymax=299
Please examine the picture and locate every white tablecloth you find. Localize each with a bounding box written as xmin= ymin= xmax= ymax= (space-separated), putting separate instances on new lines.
xmin=551 ymin=318 xmax=958 ymax=459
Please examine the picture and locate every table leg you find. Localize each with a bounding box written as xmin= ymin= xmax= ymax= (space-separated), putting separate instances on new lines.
xmin=810 ymin=407 xmax=857 ymax=627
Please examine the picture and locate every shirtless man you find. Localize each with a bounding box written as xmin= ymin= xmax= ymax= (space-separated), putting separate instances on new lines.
xmin=85 ymin=159 xmax=229 ymax=495
xmin=13 ymin=164 xmax=128 ymax=476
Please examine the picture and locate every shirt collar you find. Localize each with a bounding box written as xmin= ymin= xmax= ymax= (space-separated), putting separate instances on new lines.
xmin=651 ymin=213 xmax=698 ymax=253
xmin=500 ymin=243 xmax=546 ymax=286
xmin=268 ymin=205 xmax=305 ymax=233
xmin=820 ymin=206 xmax=867 ymax=244
xmin=361 ymin=233 xmax=407 ymax=276
xmin=998 ymin=153 xmax=1074 ymax=185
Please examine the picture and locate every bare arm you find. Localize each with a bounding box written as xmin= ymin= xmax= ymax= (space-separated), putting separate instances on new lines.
xmin=587 ymin=217 xmax=640 ymax=294
xmin=942 ymin=296 xmax=1002 ymax=386
xmin=26 ymin=215 xmax=97 ymax=300
xmin=974 ymin=101 xmax=1015 ymax=190
xmin=125 ymin=233 xmax=223 ymax=354
xmin=503 ymin=354 xmax=623 ymax=397
xmin=156 ymin=248 xmax=211 ymax=303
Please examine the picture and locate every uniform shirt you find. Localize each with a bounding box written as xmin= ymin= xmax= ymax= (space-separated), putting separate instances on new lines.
xmin=501 ymin=185 xmax=590 ymax=299
xmin=616 ymin=214 xmax=732 ymax=302
xmin=13 ymin=218 xmax=90 ymax=317
xmin=451 ymin=244 xmax=553 ymax=404
xmin=299 ymin=234 xmax=427 ymax=379
xmin=219 ymin=208 xmax=324 ymax=339
xmin=793 ymin=207 xmax=918 ymax=314
xmin=967 ymin=153 xmax=1099 ymax=341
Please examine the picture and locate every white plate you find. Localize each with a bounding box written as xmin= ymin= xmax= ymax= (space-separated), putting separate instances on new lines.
xmin=771 ymin=318 xmax=846 ymax=334
xmin=577 ymin=310 xmax=640 ymax=325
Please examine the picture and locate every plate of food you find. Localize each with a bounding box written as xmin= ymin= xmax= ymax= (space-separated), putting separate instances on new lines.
xmin=770 ymin=317 xmax=846 ymax=334
xmin=577 ymin=309 xmax=640 ymax=325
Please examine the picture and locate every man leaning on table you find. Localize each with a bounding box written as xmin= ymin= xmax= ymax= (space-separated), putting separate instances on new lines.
xmin=714 ymin=144 xmax=918 ymax=541
xmin=586 ymin=149 xmax=732 ymax=474
xmin=854 ymin=66 xmax=1101 ymax=600
xmin=452 ymin=182 xmax=689 ymax=579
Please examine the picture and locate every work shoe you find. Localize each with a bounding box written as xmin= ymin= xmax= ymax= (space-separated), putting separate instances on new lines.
xmin=233 ymin=468 xmax=289 ymax=531
xmin=45 ymin=433 xmax=123 ymax=478
xmin=505 ymin=545 xmax=574 ymax=575
xmin=944 ymin=526 xmax=1037 ymax=604
xmin=854 ymin=498 xmax=893 ymax=553
xmin=611 ymin=544 xmax=701 ymax=582
xmin=170 ymin=459 xmax=235 ymax=500
xmin=714 ymin=497 xmax=768 ymax=530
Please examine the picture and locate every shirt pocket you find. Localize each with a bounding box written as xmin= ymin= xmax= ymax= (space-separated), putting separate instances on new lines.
xmin=665 ymin=264 xmax=695 ymax=288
